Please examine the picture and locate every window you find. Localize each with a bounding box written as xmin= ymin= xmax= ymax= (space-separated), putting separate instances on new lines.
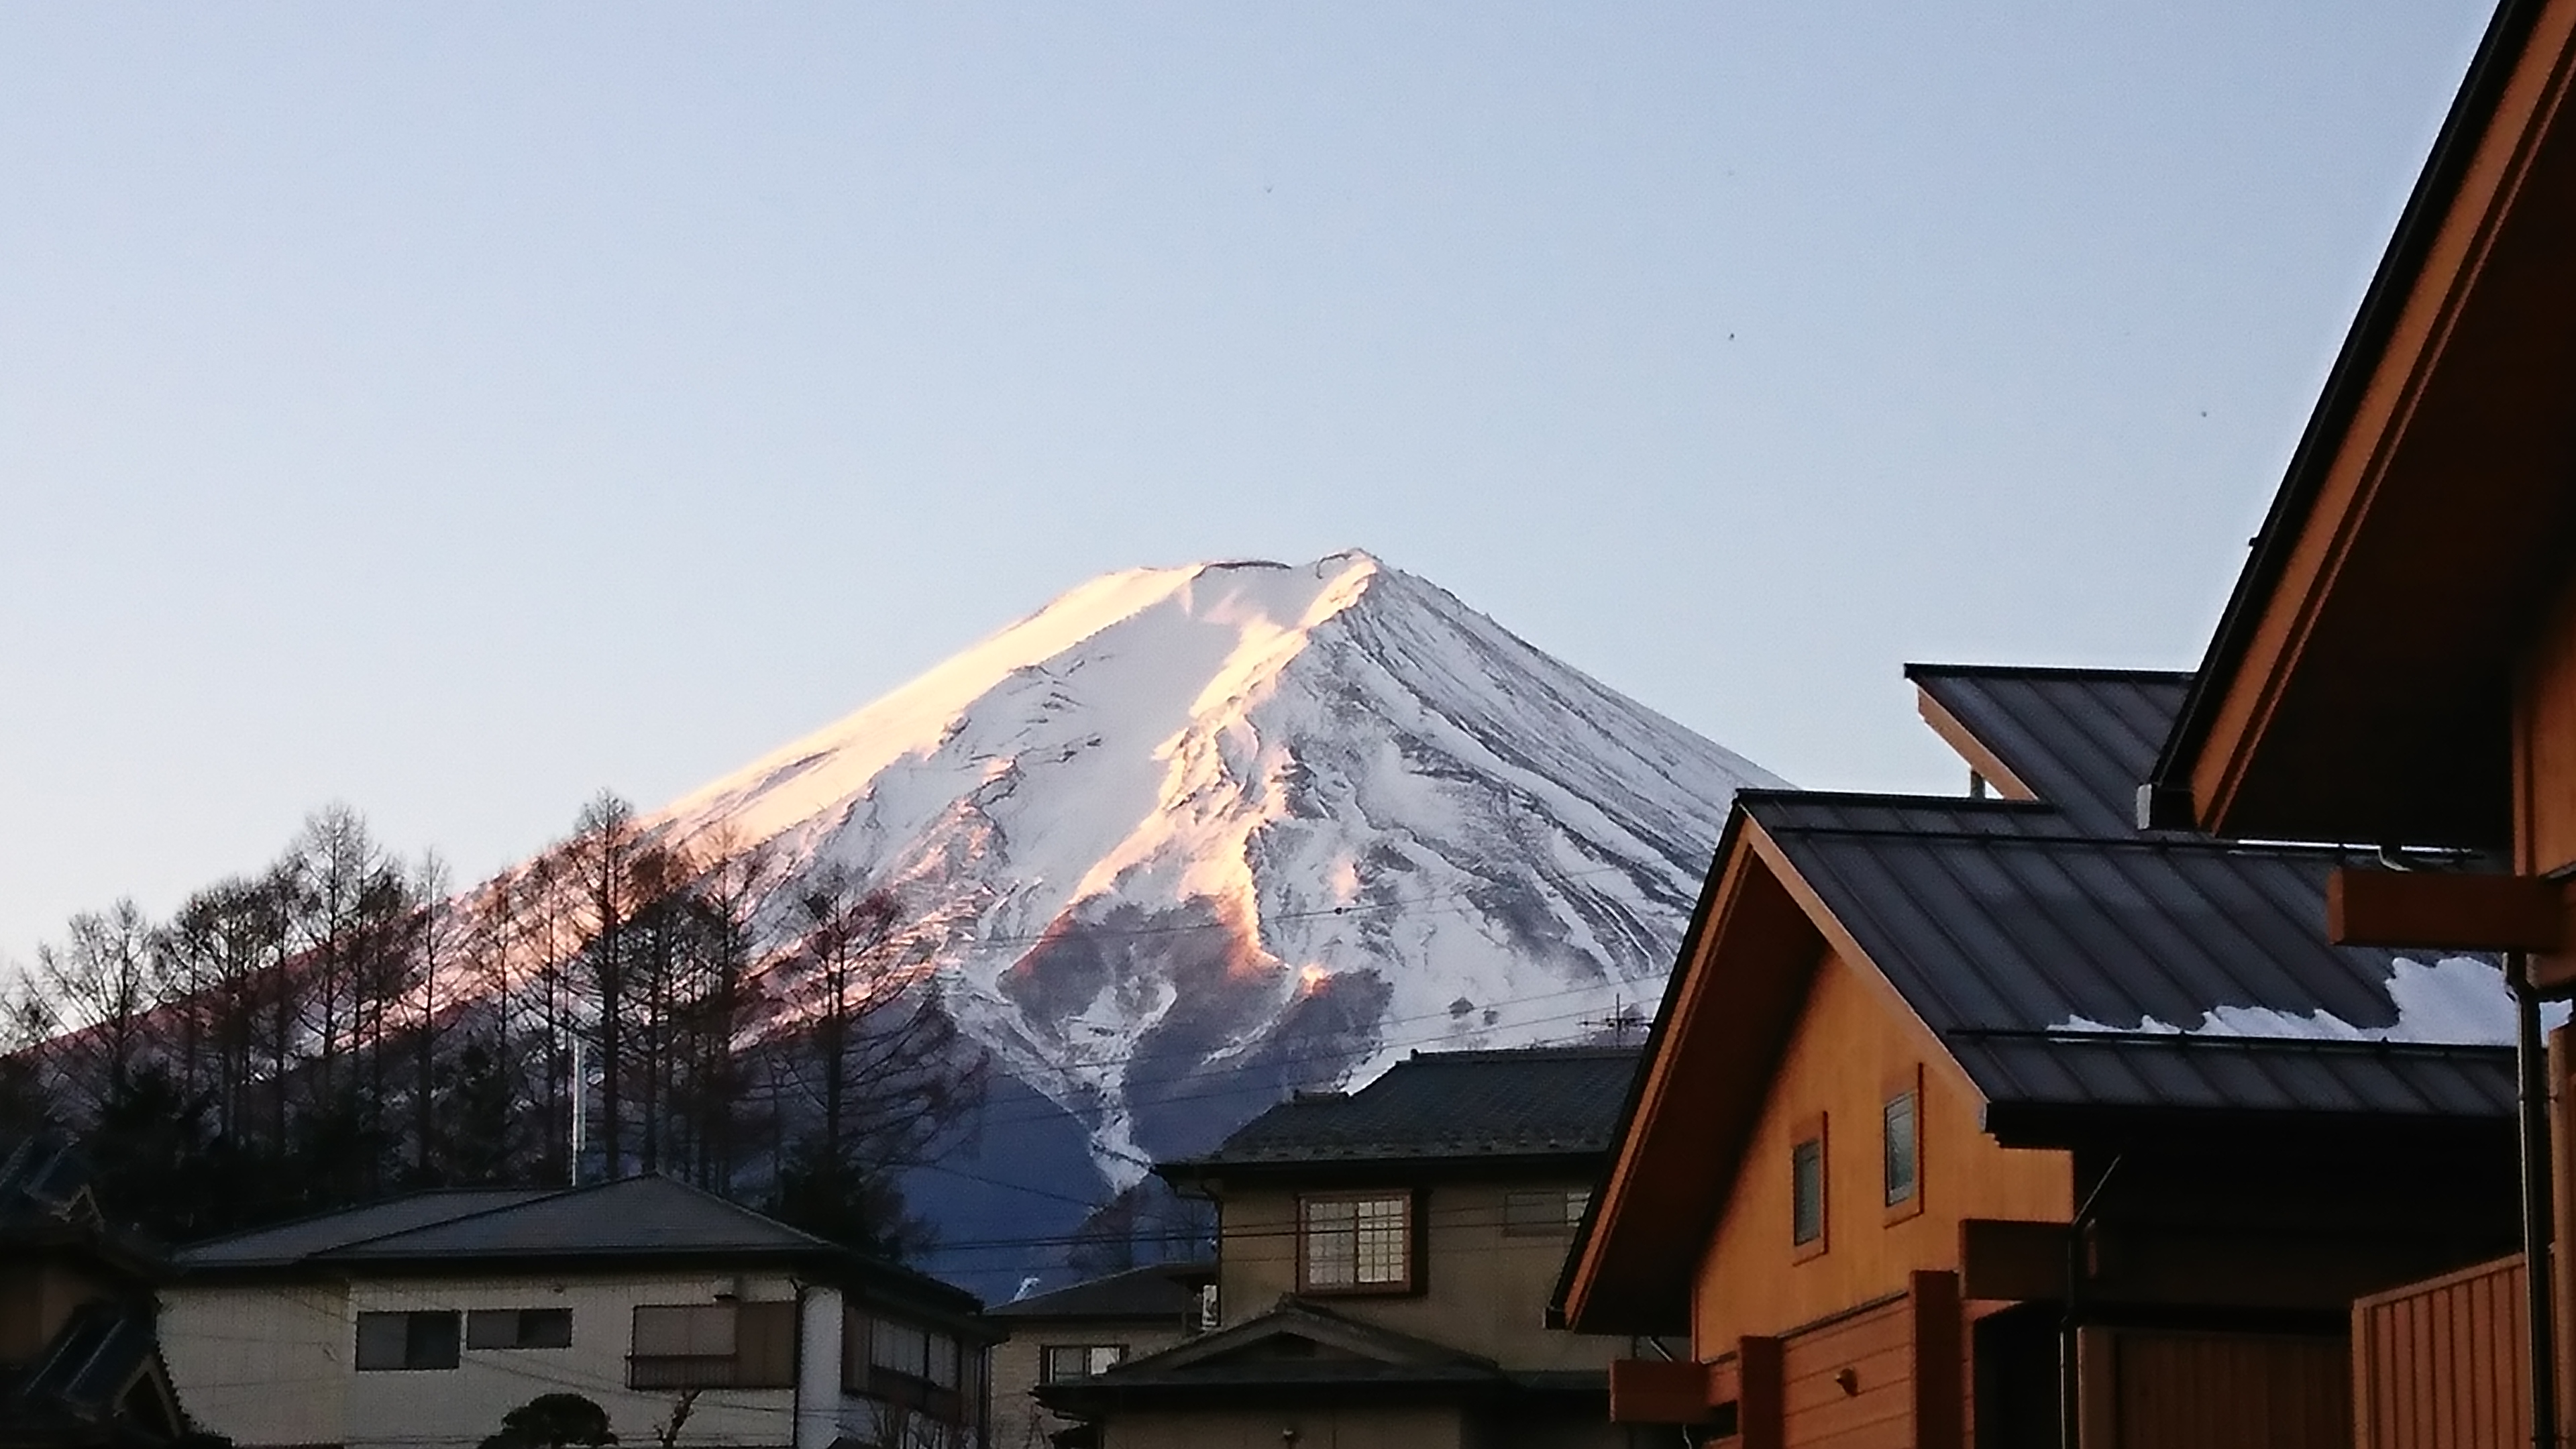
xmin=629 ymin=1301 xmax=794 ymax=1389
xmin=1299 ymin=1193 xmax=1414 ymax=1293
xmin=1790 ymin=1114 xmax=1827 ymax=1260
xmin=356 ymin=1311 xmax=461 ymax=1372
xmin=847 ymin=1310 xmax=967 ymax=1424
xmin=1040 ymin=1344 xmax=1128 ymax=1383
xmin=1503 ymin=1188 xmax=1591 ymax=1237
xmin=467 ymin=1308 xmax=574 ymax=1350
xmin=1883 ymin=1068 xmax=1923 ymax=1222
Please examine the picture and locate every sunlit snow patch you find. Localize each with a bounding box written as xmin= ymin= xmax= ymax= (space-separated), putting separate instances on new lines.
xmin=2050 ymin=955 xmax=2569 ymax=1044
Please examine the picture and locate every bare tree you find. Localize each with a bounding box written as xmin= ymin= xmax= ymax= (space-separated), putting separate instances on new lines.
xmin=769 ymin=865 xmax=980 ymax=1255
xmin=33 ymin=900 xmax=158 ymax=1118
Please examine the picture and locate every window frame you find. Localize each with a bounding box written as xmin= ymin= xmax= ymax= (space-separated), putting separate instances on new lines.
xmin=355 ymin=1310 xmax=462 ymax=1373
xmin=627 ymin=1301 xmax=794 ymax=1391
xmin=466 ymin=1307 xmax=574 ymax=1351
xmin=1296 ymin=1189 xmax=1420 ymax=1296
xmin=1038 ymin=1342 xmax=1129 ymax=1383
xmin=1790 ymin=1112 xmax=1829 ymax=1262
xmin=1882 ymin=1065 xmax=1925 ymax=1225
xmin=1502 ymin=1187 xmax=1591 ymax=1238
xmin=846 ymin=1309 xmax=966 ymax=1425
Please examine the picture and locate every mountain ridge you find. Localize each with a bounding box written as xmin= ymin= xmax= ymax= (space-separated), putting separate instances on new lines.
xmin=641 ymin=549 xmax=1779 ymax=1196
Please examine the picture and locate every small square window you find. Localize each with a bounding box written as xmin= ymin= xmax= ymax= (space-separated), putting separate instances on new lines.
xmin=1790 ymin=1113 xmax=1827 ymax=1260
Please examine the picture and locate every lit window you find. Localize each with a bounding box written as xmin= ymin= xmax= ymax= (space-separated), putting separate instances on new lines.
xmin=1791 ymin=1116 xmax=1827 ymax=1258
xmin=1301 ymin=1193 xmax=1413 ymax=1291
xmin=1040 ymin=1344 xmax=1128 ymax=1382
xmin=1883 ymin=1087 xmax=1919 ymax=1210
xmin=355 ymin=1311 xmax=460 ymax=1372
xmin=1503 ymin=1188 xmax=1591 ymax=1236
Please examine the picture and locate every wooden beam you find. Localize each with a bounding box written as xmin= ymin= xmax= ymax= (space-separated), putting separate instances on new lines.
xmin=1913 ymin=688 xmax=2037 ymax=802
xmin=2327 ymin=868 xmax=2565 ymax=951
xmin=1961 ymin=1218 xmax=2069 ymax=1302
xmin=1607 ymin=1359 xmax=1717 ymax=1424
xmin=1910 ymin=1271 xmax=1965 ymax=1449
xmin=1739 ymin=1336 xmax=1785 ymax=1449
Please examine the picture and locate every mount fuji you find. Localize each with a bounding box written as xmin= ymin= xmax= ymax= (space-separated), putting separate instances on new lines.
xmin=645 ymin=549 xmax=1779 ymax=1288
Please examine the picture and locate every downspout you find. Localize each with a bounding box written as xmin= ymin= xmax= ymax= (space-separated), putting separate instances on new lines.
xmin=789 ymin=1279 xmax=804 ymax=1449
xmin=2059 ymin=1157 xmax=2120 ymax=1449
xmin=2512 ymin=951 xmax=2560 ymax=1449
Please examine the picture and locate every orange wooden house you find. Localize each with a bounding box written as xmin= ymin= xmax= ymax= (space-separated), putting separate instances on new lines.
xmin=1553 ymin=666 xmax=2528 ymax=1448
xmin=2138 ymin=0 xmax=2576 ymax=1440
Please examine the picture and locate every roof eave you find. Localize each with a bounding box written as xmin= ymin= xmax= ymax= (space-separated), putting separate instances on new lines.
xmin=2151 ymin=0 xmax=2572 ymax=844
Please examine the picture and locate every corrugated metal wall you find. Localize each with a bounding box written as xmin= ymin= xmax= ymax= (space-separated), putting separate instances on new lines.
xmin=2352 ymin=1253 xmax=2528 ymax=1449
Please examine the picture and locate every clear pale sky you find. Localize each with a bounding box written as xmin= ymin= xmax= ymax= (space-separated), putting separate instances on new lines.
xmin=0 ymin=2 xmax=2496 ymax=961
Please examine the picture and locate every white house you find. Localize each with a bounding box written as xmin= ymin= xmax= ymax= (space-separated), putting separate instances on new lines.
xmin=158 ymin=1175 xmax=994 ymax=1449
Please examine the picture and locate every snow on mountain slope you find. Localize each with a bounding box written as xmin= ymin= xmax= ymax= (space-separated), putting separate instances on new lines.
xmin=653 ymin=549 xmax=1780 ymax=1184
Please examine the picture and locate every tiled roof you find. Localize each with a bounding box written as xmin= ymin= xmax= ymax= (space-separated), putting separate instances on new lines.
xmin=1907 ymin=664 xmax=2192 ymax=835
xmin=988 ymin=1261 xmax=1213 ymax=1322
xmin=1174 ymin=1046 xmax=1639 ymax=1169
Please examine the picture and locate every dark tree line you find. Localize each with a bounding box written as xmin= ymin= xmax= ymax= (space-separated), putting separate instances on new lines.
xmin=0 ymin=796 xmax=981 ymax=1258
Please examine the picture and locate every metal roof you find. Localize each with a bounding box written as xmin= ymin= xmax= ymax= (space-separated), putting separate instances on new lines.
xmin=1907 ymin=665 xmax=2191 ymax=835
xmin=178 ymin=1188 xmax=550 ymax=1269
xmin=178 ymin=1177 xmax=822 ymax=1268
xmin=1745 ymin=792 xmax=2516 ymax=1124
xmin=176 ymin=1175 xmax=985 ymax=1319
xmin=987 ymin=1260 xmax=1213 ymax=1322
xmin=319 ymin=1175 xmax=827 ymax=1260
xmin=1171 ymin=1046 xmax=1639 ymax=1170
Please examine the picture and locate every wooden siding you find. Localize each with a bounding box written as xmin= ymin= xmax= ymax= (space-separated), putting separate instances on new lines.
xmin=1782 ymin=1297 xmax=1911 ymax=1449
xmin=2353 ymin=1253 xmax=2529 ymax=1449
xmin=1690 ymin=947 xmax=2070 ymax=1354
xmin=2086 ymin=1328 xmax=2347 ymax=1449
xmin=2520 ymin=560 xmax=2576 ymax=879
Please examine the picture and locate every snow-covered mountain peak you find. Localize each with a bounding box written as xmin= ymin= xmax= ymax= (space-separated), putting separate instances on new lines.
xmin=646 ymin=551 xmax=1779 ymax=1185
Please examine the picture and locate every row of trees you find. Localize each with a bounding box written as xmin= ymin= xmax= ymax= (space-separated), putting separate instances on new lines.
xmin=3 ymin=796 xmax=981 ymax=1254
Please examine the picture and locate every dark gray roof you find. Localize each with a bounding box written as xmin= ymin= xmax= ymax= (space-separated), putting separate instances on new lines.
xmin=178 ymin=1188 xmax=549 ymax=1269
xmin=182 ymin=1178 xmax=818 ymax=1269
xmin=323 ymin=1176 xmax=824 ymax=1262
xmin=1174 ymin=1046 xmax=1640 ymax=1170
xmin=0 ymin=1138 xmax=103 ymax=1236
xmin=1908 ymin=665 xmax=2192 ymax=835
xmin=178 ymin=1175 xmax=990 ymax=1324
xmin=1742 ymin=791 xmax=2516 ymax=1127
xmin=989 ymin=1261 xmax=1213 ymax=1322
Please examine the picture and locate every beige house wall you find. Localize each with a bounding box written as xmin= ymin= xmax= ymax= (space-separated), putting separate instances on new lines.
xmin=1217 ymin=1178 xmax=1621 ymax=1372
xmin=164 ymin=1270 xmax=929 ymax=1449
xmin=163 ymin=1279 xmax=352 ymax=1448
xmin=991 ymin=1318 xmax=1192 ymax=1449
